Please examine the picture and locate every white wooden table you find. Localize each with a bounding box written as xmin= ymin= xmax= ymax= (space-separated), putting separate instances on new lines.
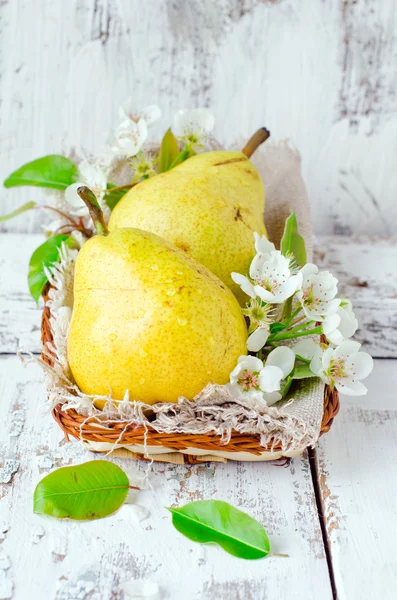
xmin=1 ymin=1 xmax=397 ymax=597
xmin=0 ymin=234 xmax=395 ymax=600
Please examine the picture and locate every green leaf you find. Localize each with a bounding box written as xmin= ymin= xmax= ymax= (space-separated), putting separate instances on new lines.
xmin=292 ymin=364 xmax=317 ymax=379
xmin=280 ymin=212 xmax=307 ymax=267
xmin=158 ymin=128 xmax=180 ymax=173
xmin=33 ymin=460 xmax=130 ymax=520
xmin=28 ymin=235 xmax=71 ymax=302
xmin=4 ymin=155 xmax=79 ymax=190
xmin=270 ymin=322 xmax=287 ymax=335
xmin=169 ymin=145 xmax=191 ymax=170
xmin=0 ymin=201 xmax=36 ymax=223
xmin=281 ymin=375 xmax=294 ymax=399
xmin=167 ymin=500 xmax=271 ymax=560
xmin=104 ymin=186 xmax=127 ymax=211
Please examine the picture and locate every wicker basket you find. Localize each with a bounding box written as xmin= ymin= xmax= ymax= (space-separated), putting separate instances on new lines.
xmin=41 ymin=290 xmax=340 ymax=464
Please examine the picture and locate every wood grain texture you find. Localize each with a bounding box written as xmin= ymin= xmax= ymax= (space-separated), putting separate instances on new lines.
xmin=0 ymin=233 xmax=394 ymax=358
xmin=0 ymin=356 xmax=331 ymax=600
xmin=316 ymin=360 xmax=397 ymax=600
xmin=314 ymin=236 xmax=397 ymax=358
xmin=0 ymin=0 xmax=396 ymax=235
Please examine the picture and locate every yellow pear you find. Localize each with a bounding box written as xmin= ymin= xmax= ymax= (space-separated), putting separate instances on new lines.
xmin=108 ymin=131 xmax=269 ymax=304
xmin=67 ymin=201 xmax=247 ymax=405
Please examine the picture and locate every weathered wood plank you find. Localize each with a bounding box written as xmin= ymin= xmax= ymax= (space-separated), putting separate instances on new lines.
xmin=314 ymin=236 xmax=397 ymax=358
xmin=316 ymin=360 xmax=397 ymax=600
xmin=0 ymin=233 xmax=395 ymax=358
xmin=0 ymin=234 xmax=42 ymax=354
xmin=1 ymin=0 xmax=397 ymax=236
xmin=0 ymin=356 xmax=331 ymax=599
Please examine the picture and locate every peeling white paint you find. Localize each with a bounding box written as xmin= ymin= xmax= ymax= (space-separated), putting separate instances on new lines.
xmin=0 ymin=1 xmax=396 ymax=238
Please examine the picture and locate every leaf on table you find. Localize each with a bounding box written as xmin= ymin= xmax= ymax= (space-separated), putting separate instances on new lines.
xmin=33 ymin=460 xmax=130 ymax=520
xmin=28 ymin=234 xmax=71 ymax=303
xmin=4 ymin=155 xmax=79 ymax=190
xmin=280 ymin=211 xmax=307 ymax=267
xmin=0 ymin=201 xmax=36 ymax=223
xmin=167 ymin=500 xmax=271 ymax=559
xmin=158 ymin=128 xmax=179 ymax=173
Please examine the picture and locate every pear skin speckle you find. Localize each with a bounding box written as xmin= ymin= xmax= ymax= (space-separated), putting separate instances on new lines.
xmin=67 ymin=228 xmax=248 ymax=404
xmin=108 ymin=151 xmax=267 ymax=305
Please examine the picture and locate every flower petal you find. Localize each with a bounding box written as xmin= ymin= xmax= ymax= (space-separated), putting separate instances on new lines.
xmin=231 ymin=273 xmax=257 ymax=298
xmin=140 ymin=104 xmax=162 ymax=126
xmin=237 ymin=355 xmax=264 ymax=371
xmin=263 ymin=391 xmax=282 ymax=406
xmin=173 ymin=108 xmax=214 ymax=137
xmin=253 ymin=232 xmax=275 ymax=254
xmin=293 ymin=339 xmax=319 ymax=360
xmin=352 ymin=352 xmax=373 ymax=379
xmin=247 ymin=328 xmax=269 ymax=352
xmin=266 ymin=346 xmax=295 ymax=378
xmin=322 ymin=313 xmax=341 ymax=336
xmin=336 ymin=380 xmax=368 ymax=396
xmin=249 ymin=253 xmax=267 ymax=280
xmin=254 ymin=286 xmax=276 ymax=303
xmin=310 ymin=351 xmax=325 ymax=377
xmin=65 ymin=182 xmax=86 ymax=208
xmin=301 ymin=263 xmax=318 ymax=278
xmin=259 ymin=365 xmax=283 ymax=393
xmin=333 ymin=340 xmax=361 ymax=359
xmin=326 ymin=329 xmax=345 ymax=345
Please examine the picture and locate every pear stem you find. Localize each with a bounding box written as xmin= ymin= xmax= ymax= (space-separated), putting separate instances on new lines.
xmin=242 ymin=128 xmax=271 ymax=158
xmin=77 ymin=186 xmax=109 ymax=236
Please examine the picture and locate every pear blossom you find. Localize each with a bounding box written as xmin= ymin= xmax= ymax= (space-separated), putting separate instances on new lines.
xmin=130 ymin=151 xmax=157 ymax=181
xmin=64 ymin=160 xmax=108 ymax=215
xmin=227 ymin=347 xmax=295 ymax=406
xmin=173 ymin=108 xmax=215 ymax=150
xmin=310 ymin=340 xmax=373 ymax=396
xmin=232 ymin=244 xmax=302 ymax=304
xmin=296 ymin=263 xmax=340 ymax=320
xmin=242 ymin=298 xmax=273 ymax=351
xmin=118 ymin=98 xmax=161 ymax=127
xmin=322 ymin=300 xmax=358 ymax=345
xmin=112 ymin=118 xmax=148 ymax=158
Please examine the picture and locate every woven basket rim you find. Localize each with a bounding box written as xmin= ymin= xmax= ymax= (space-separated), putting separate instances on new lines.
xmin=41 ymin=288 xmax=340 ymax=459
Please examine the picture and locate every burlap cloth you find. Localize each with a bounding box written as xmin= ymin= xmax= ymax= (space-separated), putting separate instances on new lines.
xmin=40 ymin=141 xmax=324 ymax=463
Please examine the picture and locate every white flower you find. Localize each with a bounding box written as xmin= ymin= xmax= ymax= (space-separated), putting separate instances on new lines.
xmin=112 ymin=118 xmax=148 ymax=158
xmin=65 ymin=160 xmax=108 ymax=214
xmin=310 ymin=340 xmax=373 ymax=396
xmin=242 ymin=298 xmax=273 ymax=352
xmin=118 ymin=98 xmax=161 ymax=127
xmin=173 ymin=108 xmax=215 ymax=150
xmin=322 ymin=300 xmax=358 ymax=345
xmin=296 ymin=263 xmax=340 ymax=320
xmin=232 ymin=236 xmax=302 ymax=304
xmin=227 ymin=347 xmax=295 ymax=406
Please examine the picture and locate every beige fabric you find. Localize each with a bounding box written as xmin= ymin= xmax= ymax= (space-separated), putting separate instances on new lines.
xmin=251 ymin=141 xmax=313 ymax=260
